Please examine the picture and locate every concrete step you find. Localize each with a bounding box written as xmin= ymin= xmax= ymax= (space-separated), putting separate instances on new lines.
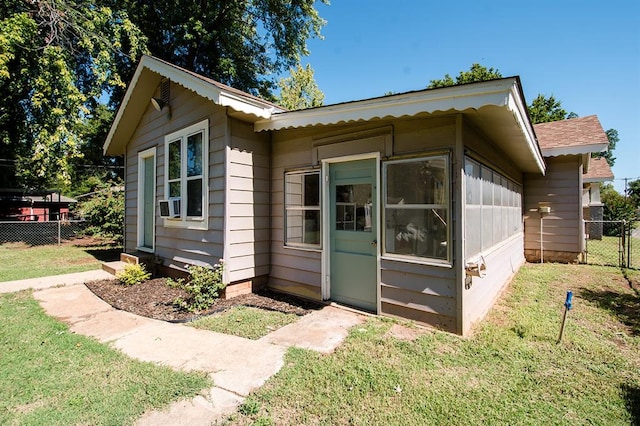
xmin=102 ymin=260 xmax=127 ymax=276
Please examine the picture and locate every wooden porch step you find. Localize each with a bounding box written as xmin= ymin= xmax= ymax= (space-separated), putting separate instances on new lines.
xmin=102 ymin=260 xmax=127 ymax=276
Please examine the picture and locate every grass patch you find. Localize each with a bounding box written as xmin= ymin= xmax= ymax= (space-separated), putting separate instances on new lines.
xmin=0 ymin=291 xmax=211 ymax=425
xmin=0 ymin=243 xmax=120 ymax=282
xmin=585 ymin=235 xmax=640 ymax=268
xmin=188 ymin=306 xmax=299 ymax=340
xmin=229 ymin=264 xmax=640 ymax=425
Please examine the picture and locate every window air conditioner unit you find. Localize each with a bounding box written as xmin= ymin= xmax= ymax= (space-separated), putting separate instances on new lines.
xmin=159 ymin=198 xmax=181 ymax=218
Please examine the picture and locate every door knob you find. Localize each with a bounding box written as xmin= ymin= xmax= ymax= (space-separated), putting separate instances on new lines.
xmin=371 ymin=240 xmax=377 ymax=247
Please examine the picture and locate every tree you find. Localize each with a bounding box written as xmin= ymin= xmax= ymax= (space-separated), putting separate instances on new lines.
xmin=0 ymin=1 xmax=146 ymax=189
xmin=591 ymin=128 xmax=618 ymax=167
xmin=527 ymin=94 xmax=568 ymax=124
xmin=111 ymin=0 xmax=328 ymax=99
xmin=427 ymin=63 xmax=503 ymax=88
xmin=277 ymin=63 xmax=324 ymax=110
xmin=627 ymin=179 xmax=640 ymax=210
xmin=601 ymin=183 xmax=636 ymax=231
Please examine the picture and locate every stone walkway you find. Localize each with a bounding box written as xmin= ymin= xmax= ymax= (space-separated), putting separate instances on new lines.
xmin=3 ymin=271 xmax=364 ymax=425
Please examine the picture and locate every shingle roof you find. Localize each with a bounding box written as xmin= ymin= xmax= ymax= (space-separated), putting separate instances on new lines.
xmin=534 ymin=115 xmax=609 ymax=156
xmin=584 ymin=157 xmax=614 ymax=182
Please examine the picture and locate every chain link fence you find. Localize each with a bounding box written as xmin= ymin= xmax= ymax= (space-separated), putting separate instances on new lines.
xmin=584 ymin=220 xmax=639 ymax=269
xmin=0 ymin=220 xmax=88 ymax=246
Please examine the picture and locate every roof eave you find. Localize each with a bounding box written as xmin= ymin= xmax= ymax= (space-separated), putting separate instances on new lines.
xmin=542 ymin=142 xmax=609 ymax=158
xmin=103 ymin=56 xmax=279 ymax=155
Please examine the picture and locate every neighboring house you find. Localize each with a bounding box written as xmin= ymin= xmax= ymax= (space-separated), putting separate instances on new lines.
xmin=0 ymin=189 xmax=76 ymax=221
xmin=582 ymin=157 xmax=614 ymax=240
xmin=523 ymin=116 xmax=609 ymax=262
xmin=104 ymin=55 xmax=546 ymax=335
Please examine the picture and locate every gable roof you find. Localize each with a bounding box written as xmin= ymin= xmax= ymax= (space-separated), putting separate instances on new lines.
xmin=103 ymin=55 xmax=284 ymax=155
xmin=534 ymin=115 xmax=609 ymax=157
xmin=583 ymin=157 xmax=614 ymax=183
xmin=256 ymin=77 xmax=545 ymax=174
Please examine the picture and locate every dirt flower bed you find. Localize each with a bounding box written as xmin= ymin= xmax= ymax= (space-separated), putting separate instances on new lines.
xmin=85 ymin=278 xmax=323 ymax=322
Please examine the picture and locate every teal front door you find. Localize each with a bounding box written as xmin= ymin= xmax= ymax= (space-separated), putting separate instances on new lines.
xmin=329 ymin=159 xmax=378 ymax=312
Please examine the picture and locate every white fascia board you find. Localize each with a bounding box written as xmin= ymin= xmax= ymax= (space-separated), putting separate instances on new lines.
xmin=142 ymin=57 xmax=276 ymax=119
xmin=254 ymin=79 xmax=518 ymax=132
xmin=103 ymin=57 xmax=148 ymax=154
xmin=542 ymin=143 xmax=609 ymax=157
xmin=505 ymin=87 xmax=546 ymax=175
xmin=583 ymin=176 xmax=614 ymax=183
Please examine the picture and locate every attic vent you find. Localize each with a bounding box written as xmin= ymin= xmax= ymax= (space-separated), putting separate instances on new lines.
xmin=160 ymin=79 xmax=170 ymax=103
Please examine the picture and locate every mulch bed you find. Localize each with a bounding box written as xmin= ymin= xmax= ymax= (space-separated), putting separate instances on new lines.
xmin=85 ymin=278 xmax=324 ymax=323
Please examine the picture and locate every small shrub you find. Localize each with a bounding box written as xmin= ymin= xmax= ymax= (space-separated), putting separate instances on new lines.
xmin=238 ymin=399 xmax=261 ymax=416
xmin=173 ymin=263 xmax=225 ymax=312
xmin=117 ymin=262 xmax=151 ymax=286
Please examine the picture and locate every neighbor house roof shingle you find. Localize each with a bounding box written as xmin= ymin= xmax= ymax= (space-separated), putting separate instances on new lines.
xmin=534 ymin=115 xmax=609 ymax=156
xmin=583 ymin=157 xmax=614 ymax=182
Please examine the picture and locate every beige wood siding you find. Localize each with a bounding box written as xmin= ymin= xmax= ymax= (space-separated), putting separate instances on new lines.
xmin=270 ymin=116 xmax=459 ymax=319
xmin=523 ymin=156 xmax=584 ymax=257
xmin=463 ymin=121 xmax=523 ymax=183
xmin=380 ymin=259 xmax=457 ymax=332
xmin=461 ymin=234 xmax=524 ymax=334
xmin=125 ymin=83 xmax=227 ymax=269
xmin=226 ymin=118 xmax=271 ymax=282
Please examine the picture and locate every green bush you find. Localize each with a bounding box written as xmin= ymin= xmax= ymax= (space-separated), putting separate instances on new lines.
xmin=117 ymin=262 xmax=151 ymax=286
xmin=170 ymin=263 xmax=226 ymax=312
xmin=76 ymin=182 xmax=124 ymax=244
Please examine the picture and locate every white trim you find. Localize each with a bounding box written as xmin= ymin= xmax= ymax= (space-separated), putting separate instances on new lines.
xmin=137 ymin=147 xmax=156 ymax=252
xmin=163 ymin=119 xmax=209 ymax=230
xmin=321 ymin=152 xmax=381 ymax=313
xmin=542 ymin=143 xmax=609 ymax=157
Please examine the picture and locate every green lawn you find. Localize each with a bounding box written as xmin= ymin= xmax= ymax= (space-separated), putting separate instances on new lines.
xmin=0 ymin=243 xmax=120 ymax=282
xmin=585 ymin=235 xmax=640 ymax=268
xmin=0 ymin=291 xmax=211 ymax=425
xmin=229 ymin=264 xmax=640 ymax=425
xmin=189 ymin=306 xmax=300 ymax=340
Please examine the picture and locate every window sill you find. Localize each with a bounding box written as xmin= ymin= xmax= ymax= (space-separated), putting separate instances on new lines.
xmin=380 ymin=254 xmax=452 ymax=268
xmin=136 ymin=246 xmax=155 ymax=254
xmin=283 ymin=244 xmax=322 ymax=253
xmin=163 ymin=218 xmax=208 ymax=230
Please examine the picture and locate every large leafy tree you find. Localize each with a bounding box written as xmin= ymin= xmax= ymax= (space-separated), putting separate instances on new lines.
xmin=527 ymin=94 xmax=569 ymax=124
xmin=0 ymin=0 xmax=146 ymax=190
xmin=601 ymin=183 xmax=637 ymax=229
xmin=627 ymin=179 xmax=640 ymax=210
xmin=2 ymin=0 xmax=327 ymax=191
xmin=427 ymin=63 xmax=502 ymax=88
xmin=111 ymin=0 xmax=327 ymax=100
xmin=591 ymin=128 xmax=618 ymax=167
xmin=277 ymin=63 xmax=324 ymax=110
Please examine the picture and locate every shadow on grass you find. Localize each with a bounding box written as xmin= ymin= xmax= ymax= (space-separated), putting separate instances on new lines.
xmin=84 ymin=247 xmax=122 ymax=262
xmin=621 ymin=383 xmax=640 ymax=425
xmin=579 ymin=288 xmax=640 ymax=336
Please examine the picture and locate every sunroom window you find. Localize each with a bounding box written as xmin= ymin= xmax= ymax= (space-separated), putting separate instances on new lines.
xmin=383 ymin=156 xmax=449 ymax=262
xmin=163 ymin=120 xmax=208 ymax=228
xmin=284 ymin=170 xmax=320 ymax=248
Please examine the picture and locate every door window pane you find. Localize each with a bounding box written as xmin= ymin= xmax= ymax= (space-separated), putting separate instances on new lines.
xmin=336 ymin=184 xmax=372 ymax=232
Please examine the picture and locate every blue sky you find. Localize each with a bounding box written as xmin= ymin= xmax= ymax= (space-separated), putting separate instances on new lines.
xmin=302 ymin=0 xmax=640 ymax=194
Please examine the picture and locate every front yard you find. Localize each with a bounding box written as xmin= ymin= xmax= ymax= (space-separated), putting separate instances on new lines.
xmin=229 ymin=263 xmax=640 ymax=425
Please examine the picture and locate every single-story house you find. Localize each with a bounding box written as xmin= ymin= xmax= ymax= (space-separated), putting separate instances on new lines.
xmin=0 ymin=189 xmax=76 ymax=221
xmin=104 ymin=55 xmax=548 ymax=335
xmin=523 ymin=116 xmax=609 ymax=262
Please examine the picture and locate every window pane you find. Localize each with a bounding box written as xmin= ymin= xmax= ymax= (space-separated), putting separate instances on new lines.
xmin=465 ymin=159 xmax=481 ymax=205
xmin=286 ymin=210 xmax=320 ymax=245
xmin=387 ymin=158 xmax=446 ymax=205
xmin=285 ymin=172 xmax=320 ymax=207
xmin=168 ymin=139 xmax=181 ymax=180
xmin=187 ymin=132 xmax=203 ymax=177
xmin=481 ymin=168 xmax=493 ymax=206
xmin=169 ymin=181 xmax=181 ymax=198
xmin=385 ymin=207 xmax=448 ymax=260
xmin=336 ymin=184 xmax=372 ymax=232
xmin=465 ymin=205 xmax=482 ymax=258
xmin=187 ymin=179 xmax=202 ymax=217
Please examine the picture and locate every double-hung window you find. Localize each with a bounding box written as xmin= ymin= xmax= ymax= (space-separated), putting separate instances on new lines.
xmin=164 ymin=119 xmax=208 ymax=228
xmin=383 ymin=155 xmax=450 ymax=263
xmin=284 ymin=170 xmax=321 ymax=248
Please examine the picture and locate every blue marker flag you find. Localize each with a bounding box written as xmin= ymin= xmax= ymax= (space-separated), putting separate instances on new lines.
xmin=564 ymin=291 xmax=573 ymax=310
